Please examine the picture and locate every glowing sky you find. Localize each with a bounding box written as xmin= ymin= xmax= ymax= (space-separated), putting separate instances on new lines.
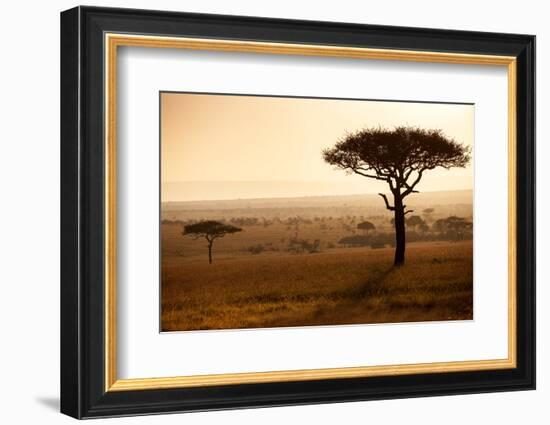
xmin=161 ymin=92 xmax=473 ymax=201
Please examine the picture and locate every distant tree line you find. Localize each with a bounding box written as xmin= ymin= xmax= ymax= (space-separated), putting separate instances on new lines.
xmin=338 ymin=215 xmax=472 ymax=249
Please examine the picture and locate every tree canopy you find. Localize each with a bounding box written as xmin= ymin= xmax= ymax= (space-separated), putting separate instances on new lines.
xmin=433 ymin=216 xmax=473 ymax=240
xmin=323 ymin=126 xmax=470 ymax=198
xmin=183 ymin=220 xmax=242 ymax=239
xmin=433 ymin=216 xmax=472 ymax=233
xmin=357 ymin=221 xmax=375 ymax=232
xmin=406 ymin=215 xmax=425 ymax=228
xmin=183 ymin=220 xmax=242 ymax=264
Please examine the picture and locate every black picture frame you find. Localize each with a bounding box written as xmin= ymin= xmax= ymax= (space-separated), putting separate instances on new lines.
xmin=61 ymin=5 xmax=535 ymax=419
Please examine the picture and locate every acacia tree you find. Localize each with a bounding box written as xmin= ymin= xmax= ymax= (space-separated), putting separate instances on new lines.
xmin=434 ymin=216 xmax=473 ymax=241
xmin=423 ymin=208 xmax=435 ymax=216
xmin=357 ymin=221 xmax=375 ymax=234
xmin=405 ymin=215 xmax=426 ymax=230
xmin=323 ymin=126 xmax=470 ymax=265
xmin=183 ymin=220 xmax=242 ymax=264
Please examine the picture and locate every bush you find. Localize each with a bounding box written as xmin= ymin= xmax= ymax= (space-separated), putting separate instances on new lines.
xmin=288 ymin=238 xmax=321 ymax=253
xmin=248 ymin=244 xmax=265 ymax=254
xmin=338 ymin=235 xmax=371 ymax=247
xmin=370 ymin=233 xmax=394 ymax=249
xmin=339 ymin=232 xmax=396 ymax=249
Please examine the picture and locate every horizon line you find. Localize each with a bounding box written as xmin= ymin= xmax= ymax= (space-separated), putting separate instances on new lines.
xmin=162 ymin=188 xmax=473 ymax=204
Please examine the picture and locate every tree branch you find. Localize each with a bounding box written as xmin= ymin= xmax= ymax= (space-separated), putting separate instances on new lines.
xmin=388 ymin=178 xmax=396 ymax=192
xmin=352 ymin=169 xmax=388 ymax=181
xmin=402 ymin=169 xmax=424 ymax=197
xmin=404 ymin=209 xmax=414 ymax=215
xmin=378 ymin=193 xmax=395 ymax=211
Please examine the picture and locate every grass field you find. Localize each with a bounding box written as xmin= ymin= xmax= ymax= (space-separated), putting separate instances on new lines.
xmin=161 ymin=240 xmax=473 ymax=331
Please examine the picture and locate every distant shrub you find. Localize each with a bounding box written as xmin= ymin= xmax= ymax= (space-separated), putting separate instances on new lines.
xmin=433 ymin=216 xmax=473 ymax=241
xmin=338 ymin=235 xmax=371 ymax=247
xmin=357 ymin=221 xmax=375 ymax=233
xmin=230 ymin=217 xmax=259 ymax=226
xmin=248 ymin=244 xmax=265 ymax=254
xmin=288 ymin=238 xmax=321 ymax=254
xmin=406 ymin=215 xmax=426 ymax=229
xmin=370 ymin=239 xmax=386 ymax=249
xmin=339 ymin=233 xmax=397 ymax=249
xmin=369 ymin=233 xmax=394 ymax=249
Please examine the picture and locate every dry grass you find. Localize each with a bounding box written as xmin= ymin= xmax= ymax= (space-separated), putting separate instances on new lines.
xmin=161 ymin=241 xmax=473 ymax=331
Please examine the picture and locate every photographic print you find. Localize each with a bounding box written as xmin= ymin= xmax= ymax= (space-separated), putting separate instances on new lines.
xmin=160 ymin=92 xmax=474 ymax=332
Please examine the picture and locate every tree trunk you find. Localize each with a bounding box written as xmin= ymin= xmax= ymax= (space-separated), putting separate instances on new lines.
xmin=393 ymin=195 xmax=406 ymax=266
xmin=208 ymin=241 xmax=213 ymax=264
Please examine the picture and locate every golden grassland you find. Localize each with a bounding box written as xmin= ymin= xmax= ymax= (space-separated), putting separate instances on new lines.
xmin=161 ymin=240 xmax=473 ymax=331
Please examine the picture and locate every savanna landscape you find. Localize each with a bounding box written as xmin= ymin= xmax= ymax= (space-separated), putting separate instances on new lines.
xmin=161 ymin=191 xmax=473 ymax=331
xmin=160 ymin=92 xmax=474 ymax=331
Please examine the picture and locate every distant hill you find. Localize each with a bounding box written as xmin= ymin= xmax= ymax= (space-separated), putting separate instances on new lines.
xmin=163 ymin=189 xmax=472 ymax=212
xmin=162 ymin=178 xmax=472 ymax=203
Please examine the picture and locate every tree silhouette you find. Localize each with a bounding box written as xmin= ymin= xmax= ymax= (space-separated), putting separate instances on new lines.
xmin=418 ymin=222 xmax=430 ymax=234
xmin=183 ymin=220 xmax=242 ymax=264
xmin=434 ymin=216 xmax=473 ymax=240
xmin=357 ymin=221 xmax=375 ymax=234
xmin=422 ymin=208 xmax=435 ymax=223
xmin=405 ymin=215 xmax=425 ymax=230
xmin=323 ymin=126 xmax=470 ymax=265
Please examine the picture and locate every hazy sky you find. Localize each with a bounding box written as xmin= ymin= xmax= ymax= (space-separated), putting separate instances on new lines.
xmin=161 ymin=92 xmax=474 ymax=202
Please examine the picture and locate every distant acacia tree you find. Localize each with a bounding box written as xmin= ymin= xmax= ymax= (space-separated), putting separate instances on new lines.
xmin=405 ymin=215 xmax=426 ymax=230
xmin=434 ymin=216 xmax=473 ymax=240
xmin=323 ymin=126 xmax=470 ymax=265
xmin=357 ymin=221 xmax=375 ymax=234
xmin=183 ymin=220 xmax=242 ymax=264
xmin=418 ymin=222 xmax=430 ymax=234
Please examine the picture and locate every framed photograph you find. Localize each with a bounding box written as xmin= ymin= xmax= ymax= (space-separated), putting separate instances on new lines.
xmin=60 ymin=6 xmax=535 ymax=419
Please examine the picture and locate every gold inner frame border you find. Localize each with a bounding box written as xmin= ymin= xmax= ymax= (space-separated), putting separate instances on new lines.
xmin=104 ymin=33 xmax=517 ymax=392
